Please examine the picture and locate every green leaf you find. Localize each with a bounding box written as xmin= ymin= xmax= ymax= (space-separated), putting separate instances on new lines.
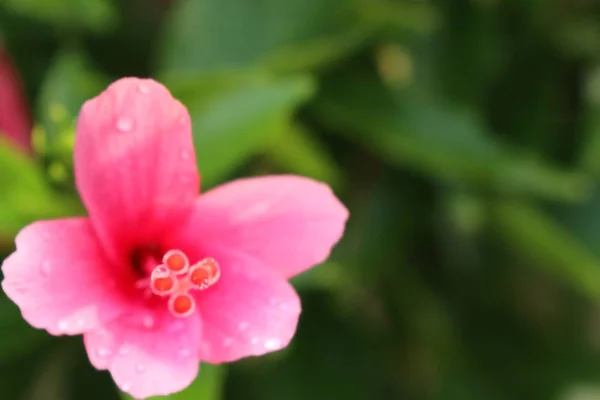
xmin=37 ymin=48 xmax=107 ymax=150
xmin=34 ymin=48 xmax=108 ymax=187
xmin=21 ymin=344 xmax=73 ymax=400
xmin=226 ymin=292 xmax=390 ymax=400
xmin=491 ymin=200 xmax=600 ymax=299
xmin=0 ymin=296 xmax=51 ymax=366
xmin=259 ymin=30 xmax=369 ymax=75
xmin=120 ymin=364 xmax=226 ymax=400
xmin=167 ymin=73 xmax=315 ymax=187
xmin=2 ymin=0 xmax=117 ymax=32
xmin=580 ymin=65 xmax=600 ymax=174
xmin=266 ymin=124 xmax=344 ymax=190
xmin=312 ymin=66 xmax=591 ymax=202
xmin=0 ymin=135 xmax=80 ymax=237
xmin=158 ymin=0 xmax=363 ymax=75
xmin=357 ymin=0 xmax=439 ymax=34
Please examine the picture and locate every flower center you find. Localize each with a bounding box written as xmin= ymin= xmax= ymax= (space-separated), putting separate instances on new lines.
xmin=141 ymin=249 xmax=220 ymax=318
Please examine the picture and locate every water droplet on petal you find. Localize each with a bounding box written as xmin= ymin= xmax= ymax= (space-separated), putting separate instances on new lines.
xmin=96 ymin=328 xmax=108 ymax=337
xmin=121 ymin=381 xmax=132 ymax=391
xmin=58 ymin=319 xmax=69 ymax=332
xmin=138 ymin=83 xmax=151 ymax=94
xmin=223 ymin=337 xmax=233 ymax=347
xmin=178 ymin=348 xmax=192 ymax=357
xmin=180 ymin=149 xmax=191 ymax=160
xmin=238 ymin=321 xmax=249 ymax=332
xmin=119 ymin=345 xmax=131 ymax=356
xmin=168 ymin=320 xmax=185 ymax=332
xmin=264 ymin=338 xmax=282 ymax=350
xmin=96 ymin=347 xmax=112 ymax=358
xmin=135 ymin=364 xmax=146 ymax=373
xmin=116 ymin=117 xmax=134 ymax=133
xmin=251 ymin=337 xmax=260 ymax=345
xmin=14 ymin=286 xmax=27 ymax=294
xmin=201 ymin=342 xmax=212 ymax=353
xmin=40 ymin=261 xmax=51 ymax=276
xmin=141 ymin=314 xmax=155 ymax=329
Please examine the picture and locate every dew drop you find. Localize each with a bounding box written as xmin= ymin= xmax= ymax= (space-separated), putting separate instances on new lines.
xmin=135 ymin=364 xmax=146 ymax=373
xmin=121 ymin=381 xmax=132 ymax=391
xmin=179 ymin=174 xmax=194 ymax=185
xmin=116 ymin=117 xmax=134 ymax=133
xmin=119 ymin=345 xmax=131 ymax=356
xmin=223 ymin=337 xmax=233 ymax=347
xmin=97 ymin=328 xmax=110 ymax=338
xmin=141 ymin=314 xmax=155 ymax=329
xmin=96 ymin=347 xmax=112 ymax=358
xmin=238 ymin=321 xmax=249 ymax=332
xmin=180 ymin=149 xmax=191 ymax=160
xmin=138 ymin=83 xmax=151 ymax=94
xmin=178 ymin=348 xmax=192 ymax=357
xmin=58 ymin=319 xmax=69 ymax=332
xmin=250 ymin=337 xmax=260 ymax=345
xmin=201 ymin=342 xmax=212 ymax=353
xmin=168 ymin=320 xmax=185 ymax=332
xmin=40 ymin=261 xmax=51 ymax=276
xmin=264 ymin=338 xmax=282 ymax=350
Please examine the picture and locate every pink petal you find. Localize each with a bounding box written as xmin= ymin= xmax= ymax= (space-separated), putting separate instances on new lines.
xmin=194 ymin=252 xmax=301 ymax=363
xmin=1 ymin=218 xmax=128 ymax=335
xmin=0 ymin=46 xmax=32 ymax=153
xmin=74 ymin=78 xmax=199 ymax=261
xmin=172 ymin=175 xmax=348 ymax=279
xmin=84 ymin=308 xmax=201 ymax=399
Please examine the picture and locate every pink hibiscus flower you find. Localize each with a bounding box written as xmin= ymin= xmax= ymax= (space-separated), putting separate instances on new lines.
xmin=1 ymin=78 xmax=348 ymax=398
xmin=0 ymin=45 xmax=32 ymax=153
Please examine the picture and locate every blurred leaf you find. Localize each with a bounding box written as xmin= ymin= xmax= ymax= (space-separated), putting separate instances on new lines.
xmin=358 ymin=0 xmax=439 ymax=34
xmin=226 ymin=292 xmax=389 ymax=400
xmin=0 ymin=135 xmax=80 ymax=237
xmin=37 ymin=48 xmax=107 ymax=151
xmin=68 ymin=338 xmax=121 ymax=400
xmin=35 ymin=48 xmax=108 ymax=189
xmin=266 ymin=124 xmax=344 ymax=190
xmin=580 ymin=66 xmax=600 ymax=175
xmin=561 ymin=385 xmax=600 ymax=400
xmin=547 ymin=187 xmax=600 ymax=262
xmin=120 ymin=364 xmax=226 ymax=400
xmin=260 ymin=30 xmax=368 ymax=75
xmin=158 ymin=0 xmax=364 ymax=75
xmin=1 ymin=0 xmax=117 ymax=32
xmin=558 ymin=18 xmax=600 ymax=59
xmin=168 ymin=74 xmax=315 ymax=187
xmin=492 ymin=200 xmax=600 ymax=299
xmin=0 ymin=296 xmax=51 ymax=366
xmin=290 ymin=261 xmax=352 ymax=294
xmin=312 ymin=66 xmax=591 ymax=202
xmin=22 ymin=344 xmax=72 ymax=400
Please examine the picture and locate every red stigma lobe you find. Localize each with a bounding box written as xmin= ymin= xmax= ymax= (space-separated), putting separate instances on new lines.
xmin=149 ymin=250 xmax=221 ymax=318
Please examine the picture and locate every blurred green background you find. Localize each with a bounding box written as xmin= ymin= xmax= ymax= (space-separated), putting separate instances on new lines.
xmin=3 ymin=0 xmax=600 ymax=399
